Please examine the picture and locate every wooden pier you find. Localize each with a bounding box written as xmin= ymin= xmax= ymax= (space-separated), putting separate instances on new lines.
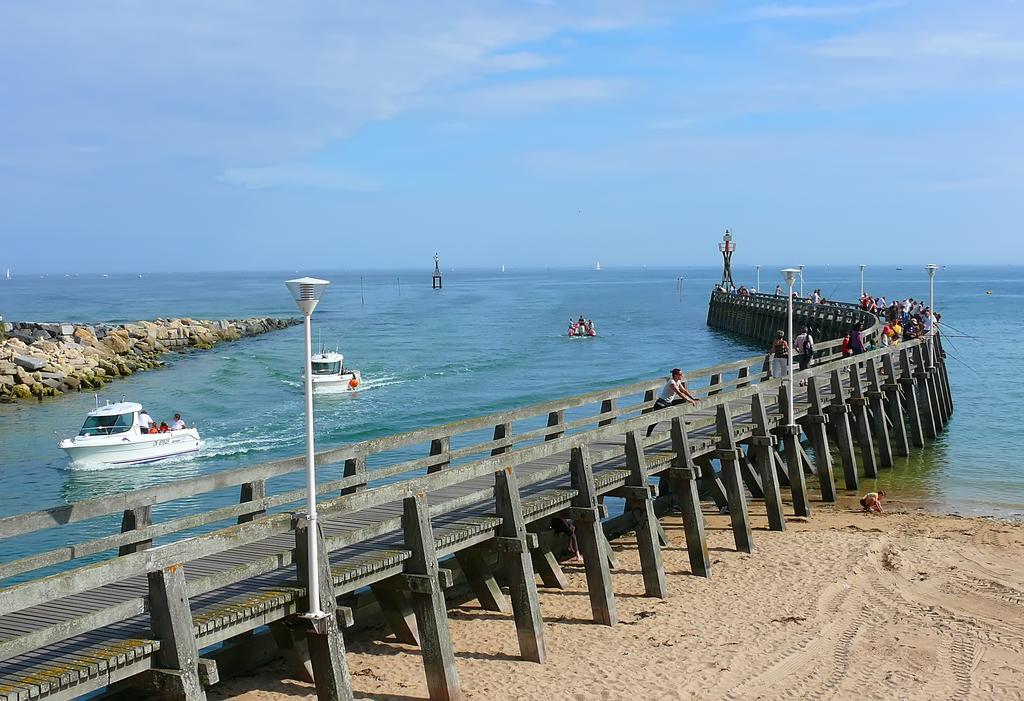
xmin=0 ymin=294 xmax=954 ymax=701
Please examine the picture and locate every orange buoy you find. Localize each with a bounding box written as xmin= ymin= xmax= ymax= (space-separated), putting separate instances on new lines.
xmin=349 ymin=377 xmax=359 ymax=389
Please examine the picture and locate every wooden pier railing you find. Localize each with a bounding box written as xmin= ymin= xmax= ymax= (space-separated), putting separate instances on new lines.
xmin=706 ymin=290 xmax=877 ymax=344
xmin=0 ymin=297 xmax=954 ymax=701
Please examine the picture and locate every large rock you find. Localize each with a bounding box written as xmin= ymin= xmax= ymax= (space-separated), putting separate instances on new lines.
xmin=0 ymin=374 xmax=13 ymax=387
xmin=13 ymin=354 xmax=47 ymax=372
xmin=73 ymin=326 xmax=97 ymax=344
xmin=101 ymin=332 xmax=131 ymax=354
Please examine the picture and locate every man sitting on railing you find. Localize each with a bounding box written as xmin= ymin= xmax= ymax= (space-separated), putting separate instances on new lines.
xmin=645 ymin=368 xmax=699 ymax=437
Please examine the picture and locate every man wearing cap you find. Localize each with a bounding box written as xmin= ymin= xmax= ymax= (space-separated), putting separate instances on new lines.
xmin=646 ymin=368 xmax=699 ymax=437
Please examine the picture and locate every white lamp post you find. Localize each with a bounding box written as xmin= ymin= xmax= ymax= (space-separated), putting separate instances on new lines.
xmin=756 ymin=265 xmax=761 ymax=293
xmin=926 ymin=264 xmax=939 ymax=369
xmin=798 ymin=264 xmax=805 ymax=298
xmin=781 ymin=268 xmax=800 ymax=426
xmin=859 ymin=264 xmax=866 ymax=298
xmin=286 ymin=276 xmax=331 ymax=623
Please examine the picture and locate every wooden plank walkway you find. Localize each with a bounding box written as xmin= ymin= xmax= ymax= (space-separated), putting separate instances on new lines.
xmin=0 ymin=294 xmax=956 ymax=701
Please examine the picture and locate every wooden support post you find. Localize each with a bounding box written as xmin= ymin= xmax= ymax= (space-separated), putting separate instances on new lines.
xmin=600 ymin=528 xmax=619 ymax=570
xmin=882 ymin=354 xmax=910 ymax=457
xmin=737 ymin=446 xmax=765 ymax=498
xmin=695 ymin=456 xmax=730 ymax=509
xmin=294 ymin=520 xmax=354 ymax=701
xmin=491 ymin=422 xmax=512 ymax=456
xmin=341 ymin=456 xmax=366 ymax=495
xmin=545 ymin=409 xmax=565 ymax=441
xmin=569 ymin=445 xmax=617 ymax=626
xmin=624 ymin=431 xmax=668 ymax=598
xmin=237 ymin=480 xmax=266 ymax=524
xmin=494 ymin=466 xmax=546 ymax=662
xmin=749 ymin=394 xmax=786 ymax=530
xmin=454 ymin=548 xmax=510 ymax=613
xmin=715 ymin=404 xmax=754 ymax=553
xmin=930 ymin=342 xmax=952 ymax=422
xmin=826 ymin=369 xmax=860 ymax=490
xmin=910 ymin=345 xmax=937 ymax=440
xmin=935 ymin=335 xmax=954 ymax=416
xmin=669 ymin=417 xmax=711 ymax=577
xmin=428 ymin=436 xmax=451 ymax=473
xmin=370 ymin=582 xmax=420 ymax=645
xmin=527 ymin=523 xmax=569 ymax=589
xmin=848 ymin=364 xmax=878 ymax=478
xmin=736 ymin=366 xmax=751 ymax=389
xmin=147 ymin=564 xmax=207 ymax=701
xmin=402 ymin=493 xmax=463 ymax=701
xmin=269 ymin=620 xmax=315 ymax=684
xmin=599 ymin=398 xmax=617 ymax=427
xmin=776 ymin=384 xmax=812 ymax=517
xmin=921 ymin=344 xmax=946 ymax=431
xmin=641 ymin=389 xmax=657 ymax=413
xmin=865 ymin=358 xmax=894 ymax=467
xmin=899 ymin=348 xmax=926 ymax=447
xmin=119 ymin=505 xmax=153 ymax=555
xmin=803 ymin=375 xmax=837 ymax=502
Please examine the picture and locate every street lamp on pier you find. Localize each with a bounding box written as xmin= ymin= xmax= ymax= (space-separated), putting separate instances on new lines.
xmin=859 ymin=264 xmax=866 ymax=298
xmin=285 ymin=276 xmax=331 ymax=625
xmin=798 ymin=264 xmax=805 ymax=298
xmin=781 ymin=268 xmax=800 ymax=427
xmin=756 ymin=265 xmax=761 ymax=293
xmin=926 ymin=264 xmax=939 ymax=369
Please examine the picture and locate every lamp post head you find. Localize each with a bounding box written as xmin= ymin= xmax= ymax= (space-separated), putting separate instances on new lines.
xmin=781 ymin=268 xmax=800 ymax=287
xmin=926 ymin=264 xmax=939 ymax=278
xmin=286 ymin=277 xmax=330 ymax=315
xmin=860 ymin=264 xmax=866 ymax=272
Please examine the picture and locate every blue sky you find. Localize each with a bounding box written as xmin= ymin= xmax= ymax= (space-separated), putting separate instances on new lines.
xmin=1 ymin=1 xmax=1022 ymax=272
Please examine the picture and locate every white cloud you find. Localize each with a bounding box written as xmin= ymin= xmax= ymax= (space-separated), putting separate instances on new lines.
xmin=218 ymin=164 xmax=377 ymax=192
xmin=461 ymin=78 xmax=626 ymax=113
xmin=0 ymin=2 xmax=662 ymax=178
xmin=813 ymin=30 xmax=1024 ymax=59
xmin=744 ymin=2 xmax=901 ymax=21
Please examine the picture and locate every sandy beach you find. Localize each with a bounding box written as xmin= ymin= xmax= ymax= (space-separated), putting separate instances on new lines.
xmin=210 ymin=500 xmax=1024 ymax=701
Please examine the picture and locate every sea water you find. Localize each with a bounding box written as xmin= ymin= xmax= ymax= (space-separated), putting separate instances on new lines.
xmin=0 ymin=265 xmax=1021 ymax=567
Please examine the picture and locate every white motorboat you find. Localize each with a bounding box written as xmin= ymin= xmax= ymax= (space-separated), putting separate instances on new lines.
xmin=59 ymin=401 xmax=202 ymax=466
xmin=310 ymin=351 xmax=362 ymax=394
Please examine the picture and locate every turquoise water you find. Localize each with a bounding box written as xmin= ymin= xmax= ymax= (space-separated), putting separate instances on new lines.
xmin=0 ymin=266 xmax=1021 ymax=565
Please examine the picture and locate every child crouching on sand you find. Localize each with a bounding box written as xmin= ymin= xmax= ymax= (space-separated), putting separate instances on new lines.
xmin=860 ymin=491 xmax=885 ymax=513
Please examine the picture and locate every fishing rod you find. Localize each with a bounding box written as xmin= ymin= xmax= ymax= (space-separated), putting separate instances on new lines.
xmin=935 ymin=320 xmax=979 ymax=341
xmin=941 ymin=345 xmax=980 ymax=376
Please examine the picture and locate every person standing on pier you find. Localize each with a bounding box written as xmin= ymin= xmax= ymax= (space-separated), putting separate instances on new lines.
xmin=770 ymin=331 xmax=790 ymax=378
xmin=646 ymin=368 xmax=699 ymax=437
xmin=849 ymin=322 xmax=866 ymax=355
xmin=795 ymin=326 xmax=814 ymax=371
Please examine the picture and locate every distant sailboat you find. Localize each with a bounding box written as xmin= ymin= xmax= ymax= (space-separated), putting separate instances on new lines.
xmin=501 ymin=264 xmax=506 ymax=273
xmin=595 ymin=261 xmax=602 ymax=271
xmin=5 ymin=268 xmax=10 ymax=280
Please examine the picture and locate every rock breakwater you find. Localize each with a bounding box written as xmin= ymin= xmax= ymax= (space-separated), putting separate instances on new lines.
xmin=0 ymin=317 xmax=299 ymax=401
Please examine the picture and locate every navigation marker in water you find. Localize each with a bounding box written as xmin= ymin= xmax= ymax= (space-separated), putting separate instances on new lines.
xmin=719 ymin=230 xmax=735 ymax=289
xmin=432 ymin=253 xmax=443 ymax=289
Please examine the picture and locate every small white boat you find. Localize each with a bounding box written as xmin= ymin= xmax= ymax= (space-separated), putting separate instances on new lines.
xmin=595 ymin=261 xmax=602 ymax=271
xmin=310 ymin=351 xmax=362 ymax=394
xmin=59 ymin=402 xmax=202 ymax=466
